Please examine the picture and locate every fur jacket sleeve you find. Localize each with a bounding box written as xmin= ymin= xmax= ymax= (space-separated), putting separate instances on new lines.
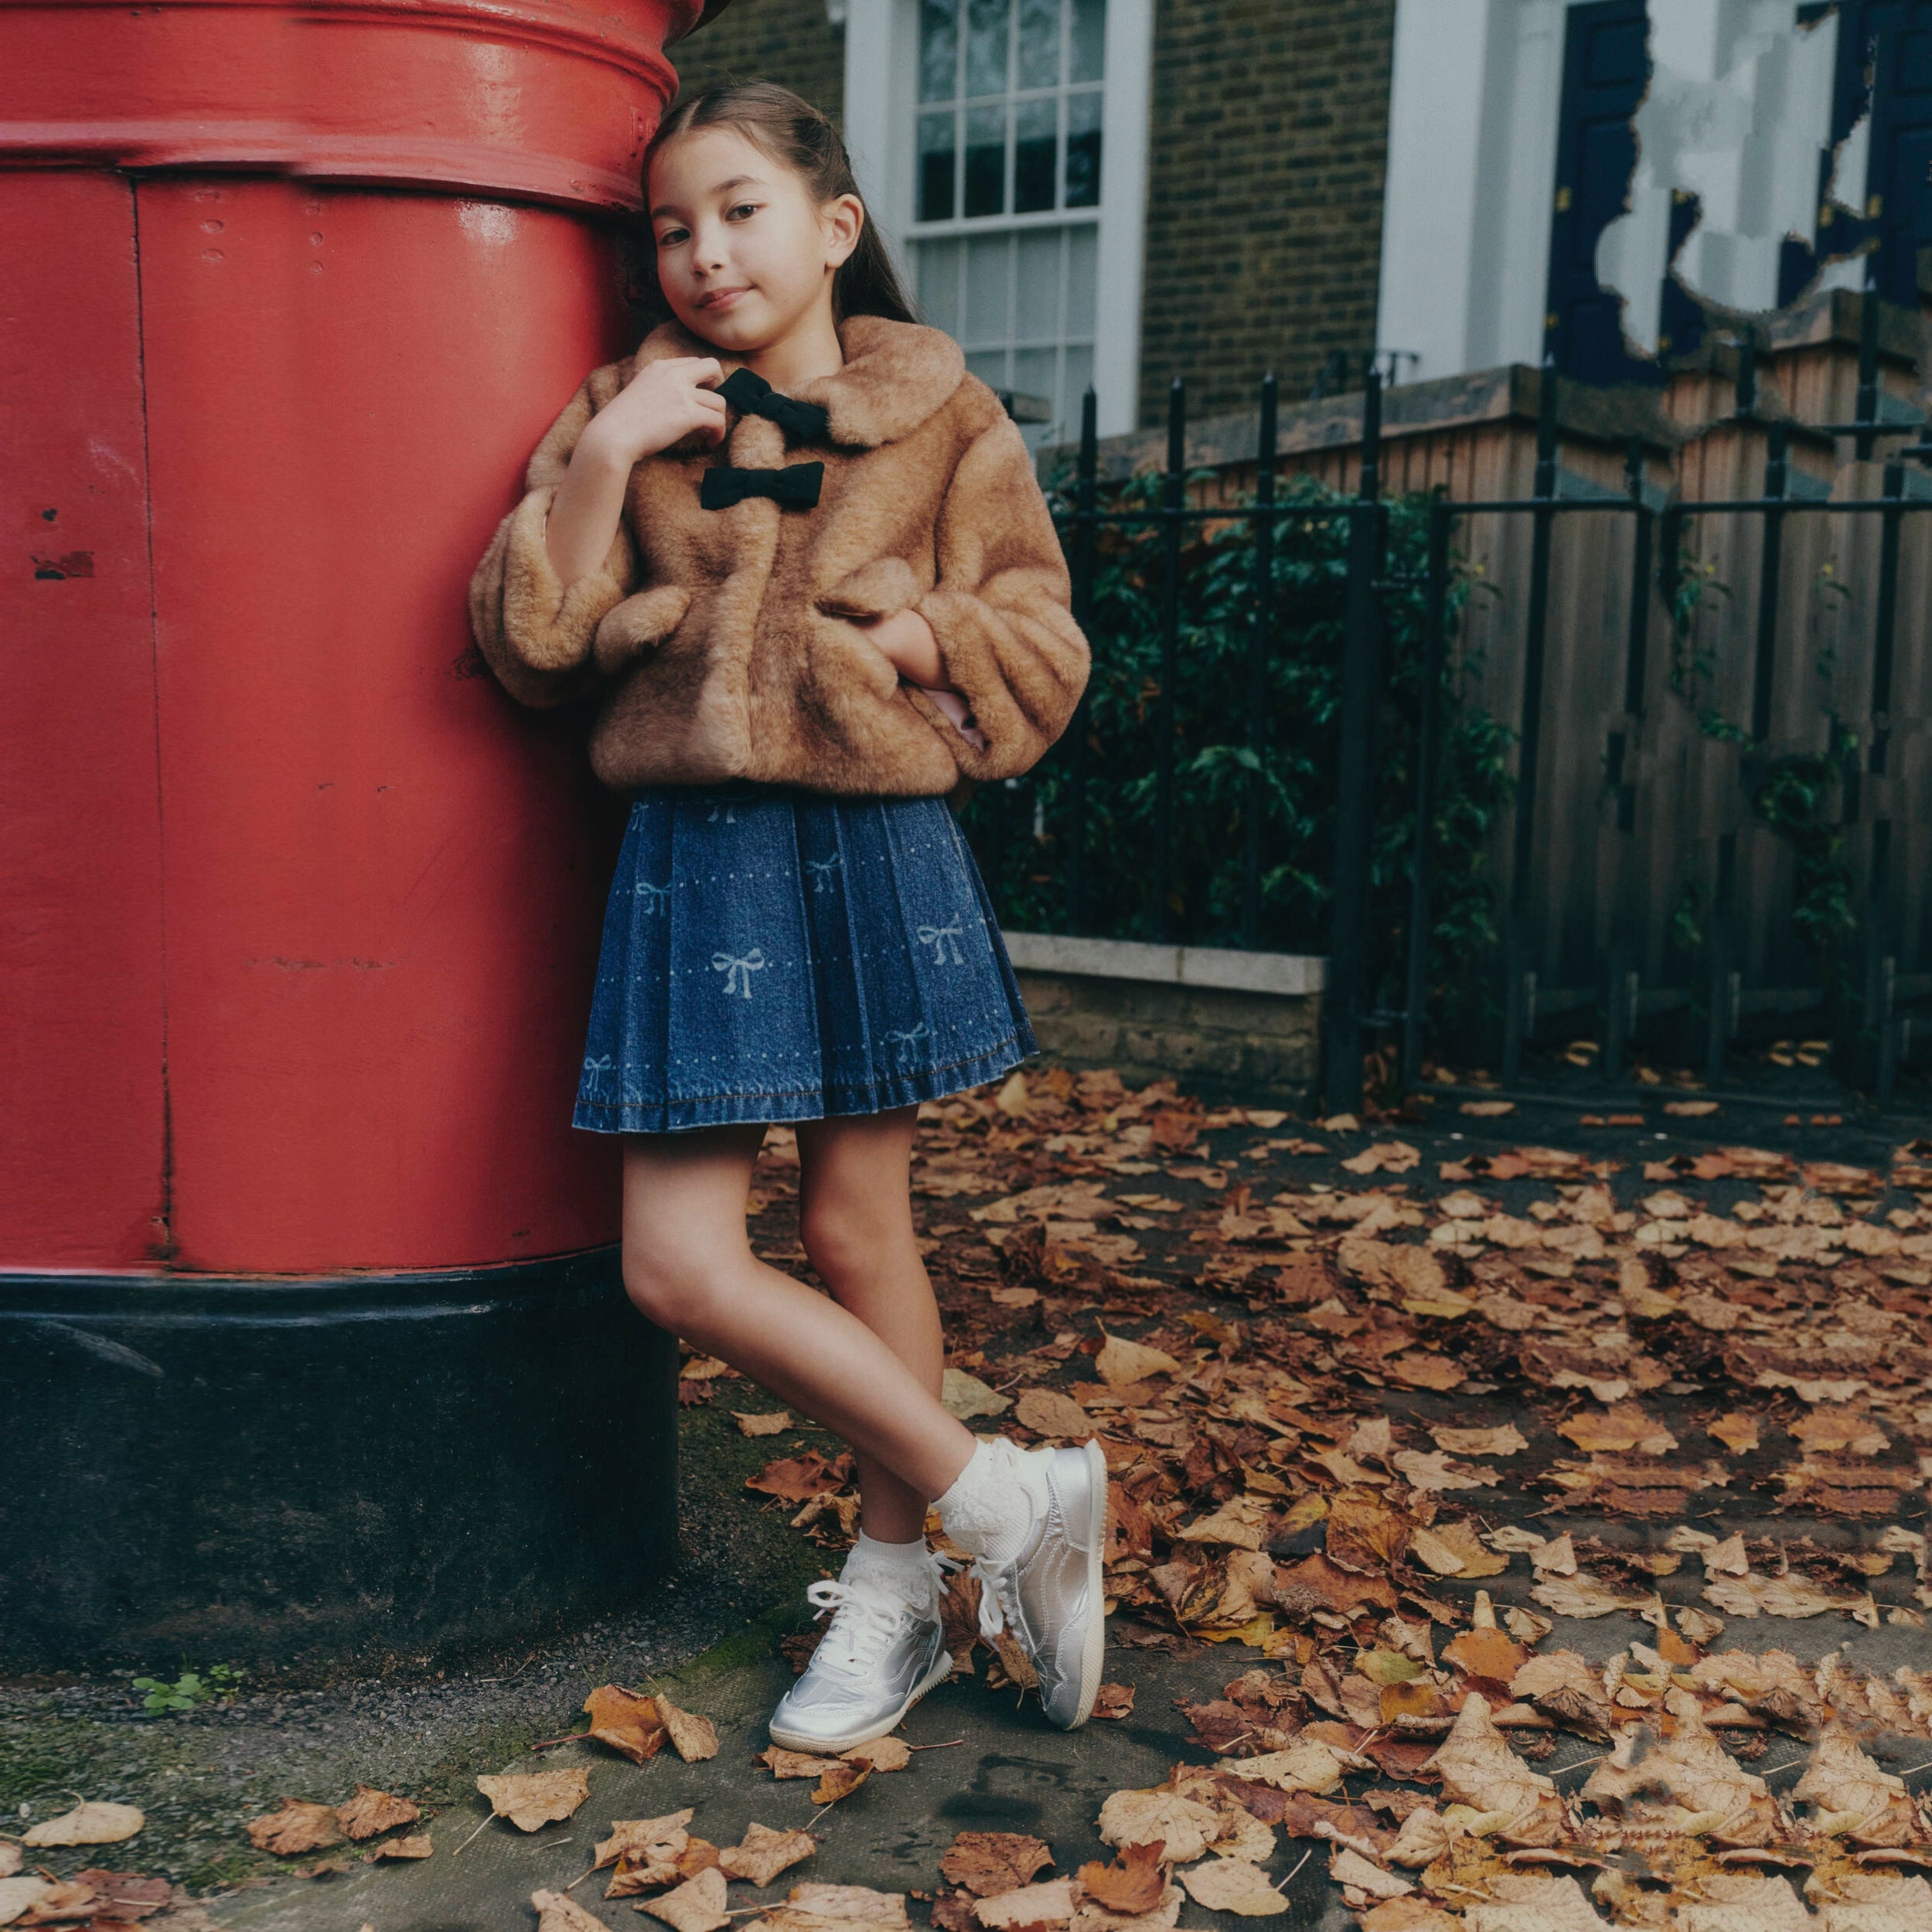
xmin=465 ymin=312 xmax=1092 ymax=799
xmin=465 ymin=368 xmax=648 ymax=713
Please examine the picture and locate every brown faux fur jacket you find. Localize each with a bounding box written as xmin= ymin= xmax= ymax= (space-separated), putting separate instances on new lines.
xmin=466 ymin=310 xmax=1091 ymax=797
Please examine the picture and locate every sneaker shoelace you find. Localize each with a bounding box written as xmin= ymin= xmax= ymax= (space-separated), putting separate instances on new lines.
xmin=804 ymin=1575 xmax=922 ymax=1677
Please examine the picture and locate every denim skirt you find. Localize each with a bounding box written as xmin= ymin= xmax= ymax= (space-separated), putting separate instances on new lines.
xmin=572 ymin=779 xmax=1039 ymax=1134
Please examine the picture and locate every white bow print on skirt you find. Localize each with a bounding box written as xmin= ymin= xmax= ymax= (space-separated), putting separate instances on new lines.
xmin=712 ymin=948 xmax=767 ymax=997
xmin=917 ymin=917 xmax=964 ymax=965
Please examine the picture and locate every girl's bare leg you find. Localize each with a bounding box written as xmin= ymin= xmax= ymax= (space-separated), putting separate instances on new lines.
xmin=795 ymin=1103 xmax=940 ymax=1544
xmin=619 ymin=1121 xmax=976 ymax=1501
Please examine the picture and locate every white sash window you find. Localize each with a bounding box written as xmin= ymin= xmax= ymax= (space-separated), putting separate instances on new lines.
xmin=845 ymin=0 xmax=1152 ymax=447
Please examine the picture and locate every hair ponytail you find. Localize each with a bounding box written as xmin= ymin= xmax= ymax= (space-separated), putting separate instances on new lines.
xmin=636 ymin=80 xmax=920 ymax=334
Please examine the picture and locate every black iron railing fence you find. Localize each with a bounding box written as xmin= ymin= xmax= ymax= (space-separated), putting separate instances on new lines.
xmin=959 ymin=302 xmax=1932 ymax=1112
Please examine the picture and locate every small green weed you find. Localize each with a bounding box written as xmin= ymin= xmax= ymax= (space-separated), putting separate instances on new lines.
xmin=131 ymin=1665 xmax=244 ymax=1714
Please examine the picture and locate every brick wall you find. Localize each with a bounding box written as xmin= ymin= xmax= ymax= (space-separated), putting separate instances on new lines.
xmin=1138 ymin=0 xmax=1395 ymax=427
xmin=667 ymin=0 xmax=845 ymax=121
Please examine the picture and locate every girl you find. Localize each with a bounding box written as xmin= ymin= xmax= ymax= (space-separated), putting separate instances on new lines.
xmin=467 ymin=80 xmax=1106 ymax=1750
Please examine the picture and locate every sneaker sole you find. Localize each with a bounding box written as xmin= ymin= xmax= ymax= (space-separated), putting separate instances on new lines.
xmin=765 ymin=1644 xmax=954 ymax=1755
xmin=1061 ymin=1436 xmax=1109 ymax=1730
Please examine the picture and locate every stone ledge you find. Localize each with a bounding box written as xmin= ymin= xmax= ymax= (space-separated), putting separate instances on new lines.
xmin=1000 ymin=930 xmax=1327 ymax=997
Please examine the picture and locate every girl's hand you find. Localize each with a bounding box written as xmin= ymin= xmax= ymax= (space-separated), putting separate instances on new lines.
xmin=848 ymin=607 xmax=946 ymax=687
xmin=578 ymin=355 xmax=730 ymax=469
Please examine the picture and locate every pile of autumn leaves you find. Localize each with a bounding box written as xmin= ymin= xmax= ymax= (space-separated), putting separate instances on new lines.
xmin=1158 ymin=1594 xmax=1932 ymax=1930
xmin=0 ymin=1804 xmax=169 ymax=1932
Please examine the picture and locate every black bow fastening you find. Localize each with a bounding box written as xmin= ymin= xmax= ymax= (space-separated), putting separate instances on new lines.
xmin=715 ymin=366 xmax=832 ymax=444
xmin=699 ymin=462 xmax=825 ymax=511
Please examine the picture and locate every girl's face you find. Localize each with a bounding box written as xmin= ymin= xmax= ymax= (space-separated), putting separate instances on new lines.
xmin=648 ymin=126 xmax=862 ymax=354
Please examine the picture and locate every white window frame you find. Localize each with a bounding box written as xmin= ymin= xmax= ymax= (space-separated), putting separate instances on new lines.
xmin=1377 ymin=0 xmax=1865 ymax=386
xmin=843 ymin=0 xmax=1153 ymax=441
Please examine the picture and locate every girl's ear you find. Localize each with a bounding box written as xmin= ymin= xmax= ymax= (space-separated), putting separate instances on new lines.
xmin=823 ymin=191 xmax=864 ymax=271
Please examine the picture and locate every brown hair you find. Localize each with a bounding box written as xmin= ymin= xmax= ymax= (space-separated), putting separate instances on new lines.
xmin=636 ymin=80 xmax=920 ymax=334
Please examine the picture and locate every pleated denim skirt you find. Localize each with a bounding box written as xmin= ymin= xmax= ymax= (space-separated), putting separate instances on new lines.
xmin=572 ymin=779 xmax=1039 ymax=1134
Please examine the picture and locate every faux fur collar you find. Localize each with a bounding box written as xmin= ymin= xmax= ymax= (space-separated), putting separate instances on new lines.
xmin=629 ymin=310 xmax=966 ymax=448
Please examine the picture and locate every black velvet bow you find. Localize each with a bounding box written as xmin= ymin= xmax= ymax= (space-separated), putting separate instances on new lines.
xmin=699 ymin=462 xmax=825 ymax=510
xmin=716 ymin=366 xmax=831 ymax=444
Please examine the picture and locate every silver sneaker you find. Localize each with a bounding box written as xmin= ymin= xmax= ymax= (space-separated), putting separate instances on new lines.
xmin=969 ymin=1438 xmax=1109 ymax=1729
xmin=768 ymin=1562 xmax=952 ymax=1753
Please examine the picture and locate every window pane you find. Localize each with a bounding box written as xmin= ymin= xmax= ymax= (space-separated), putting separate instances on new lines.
xmin=919 ymin=0 xmax=959 ymax=101
xmin=963 ymin=233 xmax=1010 ymax=343
xmin=1014 ymin=227 xmax=1061 ymax=339
xmin=1069 ymin=0 xmax=1104 ymax=82
xmin=966 ymin=348 xmax=1008 ymax=392
xmin=1065 ymin=88 xmax=1101 ymax=206
xmin=1014 ymin=97 xmax=1057 ymax=212
xmin=966 ymin=0 xmax=1009 ymax=97
xmin=918 ymin=111 xmax=957 ymax=220
xmin=1012 ymin=345 xmax=1056 ymax=415
xmin=1065 ymin=222 xmax=1097 ymax=336
xmin=964 ymin=103 xmax=1006 ymax=216
xmin=916 ymin=237 xmax=963 ymax=334
xmin=1017 ymin=0 xmax=1059 ymax=88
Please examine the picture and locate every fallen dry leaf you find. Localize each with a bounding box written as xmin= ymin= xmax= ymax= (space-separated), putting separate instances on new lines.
xmin=1015 ymin=1388 xmax=1093 ymax=1438
xmin=972 ymin=1879 xmax=1078 ymax=1929
xmin=1555 ymin=1402 xmax=1678 ymax=1455
xmin=747 ymin=1452 xmax=851 ymax=1504
xmin=23 ymin=1804 xmax=145 ymax=1849
xmin=842 ymin=1737 xmax=910 ymax=1772
xmin=1428 ymin=1423 xmax=1528 ymax=1458
xmin=734 ymin=1410 xmax=792 ymax=1436
xmin=533 ymin=1893 xmax=609 ymax=1932
xmin=363 ymin=1836 xmax=432 ymax=1861
xmin=1707 ymin=1412 xmax=1760 ymax=1454
xmin=1096 ymin=1791 xmax=1223 ymax=1864
xmin=244 ymin=1801 xmax=342 ymax=1857
xmin=1327 ymin=1849 xmax=1411 ymax=1903
xmin=761 ymin=1747 xmax=843 ymax=1780
xmin=656 ymin=1693 xmax=718 ymax=1763
xmin=335 ymin=1787 xmax=419 ymax=1841
xmin=941 ymin=1371 xmax=1012 ymax=1420
xmin=1095 ymin=1331 xmax=1181 ymax=1389
xmin=719 ymin=1824 xmax=817 ymax=1888
xmin=811 ymin=1761 xmax=870 ymax=1805
xmin=635 ymin=1866 xmax=729 ymax=1932
xmin=0 ymin=1883 xmax=52 ymax=1929
xmin=595 ymin=1810 xmax=694 ymax=1877
xmin=475 ymin=1770 xmax=589 ymax=1833
xmin=1093 ymin=1683 xmax=1136 ymax=1719
xmin=1423 ymin=1695 xmax=1557 ymax=1824
xmin=782 ymin=1883 xmax=909 ymax=1925
xmin=939 ymin=1834 xmax=1055 ymax=1898
xmin=584 ymin=1684 xmax=668 ymax=1763
xmin=1176 ymin=1859 xmax=1285 ymax=1916
xmin=1076 ymin=1844 xmax=1167 ymax=1916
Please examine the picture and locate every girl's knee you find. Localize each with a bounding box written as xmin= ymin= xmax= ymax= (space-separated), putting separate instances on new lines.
xmin=799 ymin=1197 xmax=908 ymax=1287
xmin=622 ymin=1243 xmax=729 ymax=1331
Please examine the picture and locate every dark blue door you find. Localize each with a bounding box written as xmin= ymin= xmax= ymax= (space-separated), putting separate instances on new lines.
xmin=1545 ymin=0 xmax=1661 ymax=384
xmin=1793 ymin=2 xmax=1932 ymax=305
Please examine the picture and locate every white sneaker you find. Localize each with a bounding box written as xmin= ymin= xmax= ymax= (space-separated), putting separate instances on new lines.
xmin=943 ymin=1437 xmax=1109 ymax=1730
xmin=767 ymin=1552 xmax=952 ymax=1753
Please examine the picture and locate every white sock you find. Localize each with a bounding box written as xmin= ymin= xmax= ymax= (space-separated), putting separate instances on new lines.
xmin=933 ymin=1436 xmax=1048 ymax=1566
xmin=844 ymin=1529 xmax=939 ymax=1608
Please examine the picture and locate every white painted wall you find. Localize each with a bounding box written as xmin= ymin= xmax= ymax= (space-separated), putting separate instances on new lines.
xmin=1378 ymin=0 xmax=1872 ymax=384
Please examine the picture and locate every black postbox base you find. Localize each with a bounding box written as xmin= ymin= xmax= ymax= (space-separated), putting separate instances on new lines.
xmin=0 ymin=1248 xmax=675 ymax=1681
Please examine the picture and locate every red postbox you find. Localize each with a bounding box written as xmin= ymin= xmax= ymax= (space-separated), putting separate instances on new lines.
xmin=0 ymin=0 xmax=725 ymax=1674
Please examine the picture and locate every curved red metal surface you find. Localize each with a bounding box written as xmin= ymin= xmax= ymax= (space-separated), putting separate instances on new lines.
xmin=0 ymin=0 xmax=712 ymax=1274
